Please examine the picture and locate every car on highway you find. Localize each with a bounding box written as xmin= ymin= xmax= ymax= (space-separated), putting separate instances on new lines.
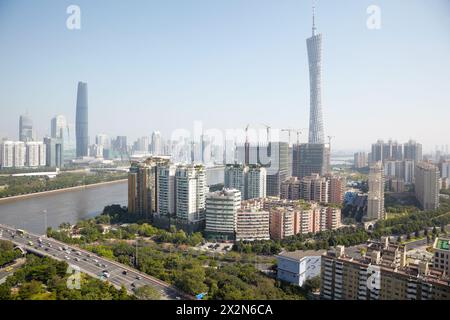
xmin=64 ymin=256 xmax=70 ymax=260
xmin=122 ymin=270 xmax=128 ymax=275
xmin=136 ymin=275 xmax=142 ymax=280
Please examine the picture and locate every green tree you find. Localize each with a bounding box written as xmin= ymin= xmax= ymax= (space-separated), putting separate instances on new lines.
xmin=134 ymin=285 xmax=162 ymax=300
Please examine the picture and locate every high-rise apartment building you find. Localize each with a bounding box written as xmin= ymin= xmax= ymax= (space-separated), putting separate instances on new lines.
xmin=300 ymin=174 xmax=329 ymax=203
xmin=175 ymin=164 xmax=207 ymax=223
xmin=415 ymin=162 xmax=440 ymax=211
xmin=325 ymin=174 xmax=345 ymax=205
xmin=205 ymin=189 xmax=241 ymax=241
xmin=224 ymin=164 xmax=247 ymax=199
xmin=224 ymin=164 xmax=266 ymax=200
xmin=269 ymin=208 xmax=295 ymax=240
xmin=0 ymin=141 xmax=25 ymax=168
xmin=281 ymin=177 xmax=301 ymax=200
xmin=353 ymin=152 xmax=368 ymax=169
xmin=157 ymin=164 xmax=176 ymax=216
xmin=128 ymin=157 xmax=170 ymax=216
xmin=236 ymin=207 xmax=270 ymax=242
xmin=247 ymin=165 xmax=267 ymax=200
xmin=75 ymin=82 xmax=89 ymax=158
xmin=25 ymin=141 xmax=46 ymax=167
xmin=404 ymin=139 xmax=423 ymax=163
xmin=367 ymin=161 xmax=385 ymax=220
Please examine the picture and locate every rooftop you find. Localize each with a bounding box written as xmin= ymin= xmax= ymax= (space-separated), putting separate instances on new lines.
xmin=278 ymin=249 xmax=326 ymax=261
xmin=435 ymin=238 xmax=450 ymax=251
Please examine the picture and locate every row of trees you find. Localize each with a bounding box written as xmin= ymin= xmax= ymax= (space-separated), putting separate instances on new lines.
xmin=233 ymin=227 xmax=370 ymax=254
xmin=0 ymin=172 xmax=127 ymax=198
xmin=0 ymin=252 xmax=132 ymax=300
xmin=0 ymin=240 xmax=22 ymax=267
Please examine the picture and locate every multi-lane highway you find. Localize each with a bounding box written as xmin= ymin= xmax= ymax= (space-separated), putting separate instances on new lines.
xmin=0 ymin=224 xmax=189 ymax=300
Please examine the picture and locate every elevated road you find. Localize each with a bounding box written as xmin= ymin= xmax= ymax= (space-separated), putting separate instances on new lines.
xmin=0 ymin=224 xmax=190 ymax=300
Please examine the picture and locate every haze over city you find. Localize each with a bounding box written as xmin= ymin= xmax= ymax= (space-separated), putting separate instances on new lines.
xmin=1 ymin=0 xmax=449 ymax=152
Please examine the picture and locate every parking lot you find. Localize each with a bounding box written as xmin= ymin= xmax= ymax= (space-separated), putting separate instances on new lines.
xmin=196 ymin=242 xmax=234 ymax=254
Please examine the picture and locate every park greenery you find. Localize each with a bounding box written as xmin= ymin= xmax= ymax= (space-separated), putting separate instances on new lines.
xmin=0 ymin=249 xmax=132 ymax=300
xmin=0 ymin=240 xmax=22 ymax=267
xmin=0 ymin=172 xmax=127 ymax=198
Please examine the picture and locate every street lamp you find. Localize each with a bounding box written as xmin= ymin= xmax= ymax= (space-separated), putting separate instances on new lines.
xmin=42 ymin=209 xmax=48 ymax=237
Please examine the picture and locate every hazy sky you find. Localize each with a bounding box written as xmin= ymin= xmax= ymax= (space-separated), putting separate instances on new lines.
xmin=0 ymin=0 xmax=449 ymax=152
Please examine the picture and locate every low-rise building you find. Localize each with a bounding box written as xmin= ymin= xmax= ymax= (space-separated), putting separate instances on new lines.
xmin=277 ymin=250 xmax=325 ymax=286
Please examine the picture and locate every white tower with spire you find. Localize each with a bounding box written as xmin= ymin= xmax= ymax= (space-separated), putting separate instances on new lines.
xmin=306 ymin=4 xmax=324 ymax=144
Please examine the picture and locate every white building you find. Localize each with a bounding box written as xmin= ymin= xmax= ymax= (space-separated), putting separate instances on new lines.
xmin=0 ymin=141 xmax=25 ymax=168
xmin=175 ymin=165 xmax=207 ymax=223
xmin=224 ymin=164 xmax=247 ymax=199
xmin=224 ymin=164 xmax=266 ymax=200
xmin=157 ymin=164 xmax=176 ymax=216
xmin=277 ymin=250 xmax=325 ymax=286
xmin=205 ymin=189 xmax=241 ymax=240
xmin=25 ymin=141 xmax=46 ymax=167
xmin=51 ymin=115 xmax=67 ymax=139
xmin=247 ymin=165 xmax=267 ymax=199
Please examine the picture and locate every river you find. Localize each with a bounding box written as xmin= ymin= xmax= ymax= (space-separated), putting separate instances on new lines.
xmin=0 ymin=181 xmax=127 ymax=235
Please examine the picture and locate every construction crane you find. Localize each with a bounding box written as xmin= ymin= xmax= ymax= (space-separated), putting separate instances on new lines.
xmin=261 ymin=123 xmax=271 ymax=144
xmin=281 ymin=129 xmax=295 ymax=146
xmin=245 ymin=124 xmax=250 ymax=143
xmin=327 ymin=135 xmax=334 ymax=151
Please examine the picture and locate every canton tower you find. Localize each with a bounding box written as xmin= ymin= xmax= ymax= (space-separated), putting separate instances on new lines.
xmin=306 ymin=6 xmax=324 ymax=144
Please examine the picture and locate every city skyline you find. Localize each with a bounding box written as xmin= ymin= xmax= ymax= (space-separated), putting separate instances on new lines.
xmin=0 ymin=0 xmax=449 ymax=152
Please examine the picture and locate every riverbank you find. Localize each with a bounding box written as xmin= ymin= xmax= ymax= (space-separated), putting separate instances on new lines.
xmin=0 ymin=179 xmax=127 ymax=204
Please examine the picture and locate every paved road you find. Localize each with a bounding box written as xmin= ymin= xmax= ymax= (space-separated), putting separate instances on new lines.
xmin=0 ymin=224 xmax=190 ymax=300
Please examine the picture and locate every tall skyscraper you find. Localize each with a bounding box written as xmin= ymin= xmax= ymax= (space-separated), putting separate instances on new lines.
xmin=367 ymin=161 xmax=385 ymax=221
xmin=19 ymin=114 xmax=34 ymax=142
xmin=415 ymin=162 xmax=440 ymax=211
xmin=75 ymin=82 xmax=89 ymax=158
xmin=306 ymin=6 xmax=324 ymax=144
xmin=51 ymin=115 xmax=67 ymax=139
